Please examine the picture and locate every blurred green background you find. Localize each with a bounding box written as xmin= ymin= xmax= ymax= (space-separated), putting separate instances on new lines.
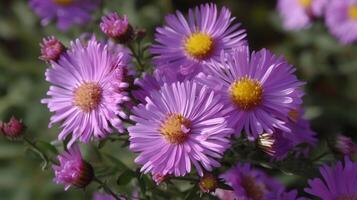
xmin=0 ymin=0 xmax=356 ymax=199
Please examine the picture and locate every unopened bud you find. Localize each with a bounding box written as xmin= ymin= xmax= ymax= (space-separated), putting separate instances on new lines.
xmin=0 ymin=116 xmax=25 ymax=139
xmin=40 ymin=36 xmax=65 ymax=62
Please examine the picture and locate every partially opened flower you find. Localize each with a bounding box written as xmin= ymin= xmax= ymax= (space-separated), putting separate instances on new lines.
xmin=196 ymin=46 xmax=304 ymax=139
xmin=42 ymin=37 xmax=131 ymax=146
xmin=220 ymin=163 xmax=284 ymax=199
xmin=100 ymin=12 xmax=133 ymax=43
xmin=151 ymin=3 xmax=246 ymax=80
xmin=129 ymin=81 xmax=232 ymax=177
xmin=53 ymin=144 xmax=94 ymax=190
xmin=29 ymin=0 xmax=100 ymax=31
xmin=40 ymin=36 xmax=65 ymax=62
xmin=277 ymin=0 xmax=328 ymax=30
xmin=325 ymin=0 xmax=357 ymax=43
xmin=305 ymin=157 xmax=357 ymax=200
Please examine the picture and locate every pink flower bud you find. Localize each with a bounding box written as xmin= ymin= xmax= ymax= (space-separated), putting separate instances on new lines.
xmin=0 ymin=116 xmax=25 ymax=139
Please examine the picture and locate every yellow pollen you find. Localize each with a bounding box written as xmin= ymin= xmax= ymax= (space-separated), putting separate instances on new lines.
xmin=241 ymin=176 xmax=266 ymax=200
xmin=348 ymin=6 xmax=357 ymax=20
xmin=53 ymin=0 xmax=74 ymax=6
xmin=74 ymin=82 xmax=102 ymax=113
xmin=288 ymin=109 xmax=300 ymax=123
xmin=229 ymin=76 xmax=263 ymax=110
xmin=184 ymin=33 xmax=214 ymax=59
xmin=298 ymin=0 xmax=312 ymax=8
xmin=160 ymin=114 xmax=190 ymax=144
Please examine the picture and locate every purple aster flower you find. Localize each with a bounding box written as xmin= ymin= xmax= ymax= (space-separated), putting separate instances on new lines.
xmin=100 ymin=12 xmax=133 ymax=43
xmin=128 ymin=81 xmax=232 ymax=177
xmin=40 ymin=36 xmax=65 ymax=62
xmin=325 ymin=0 xmax=357 ymax=44
xmin=196 ymin=46 xmax=304 ymax=140
xmin=278 ymin=0 xmax=328 ymax=30
xmin=305 ymin=157 xmax=357 ymax=200
xmin=42 ymin=37 xmax=131 ymax=146
xmin=132 ymin=69 xmax=179 ymax=103
xmin=29 ymin=0 xmax=100 ymax=31
xmin=53 ymin=144 xmax=94 ymax=190
xmin=335 ymin=134 xmax=357 ymax=156
xmin=150 ymin=3 xmax=246 ymax=80
xmin=220 ymin=163 xmax=284 ymax=200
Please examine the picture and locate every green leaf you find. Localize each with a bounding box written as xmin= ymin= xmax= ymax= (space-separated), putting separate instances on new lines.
xmin=117 ymin=170 xmax=136 ymax=185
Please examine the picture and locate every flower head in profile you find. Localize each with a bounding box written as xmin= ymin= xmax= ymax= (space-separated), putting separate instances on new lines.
xmin=42 ymin=37 xmax=131 ymax=146
xmin=278 ymin=0 xmax=328 ymax=30
xmin=53 ymin=144 xmax=94 ymax=190
xmin=196 ymin=46 xmax=304 ymax=140
xmin=151 ymin=3 xmax=246 ymax=80
xmin=29 ymin=0 xmax=100 ymax=31
xmin=335 ymin=134 xmax=357 ymax=156
xmin=129 ymin=81 xmax=232 ymax=177
xmin=305 ymin=157 xmax=357 ymax=200
xmin=325 ymin=0 xmax=357 ymax=44
xmin=258 ymin=108 xmax=317 ymax=160
xmin=100 ymin=12 xmax=133 ymax=43
xmin=220 ymin=163 xmax=284 ymax=200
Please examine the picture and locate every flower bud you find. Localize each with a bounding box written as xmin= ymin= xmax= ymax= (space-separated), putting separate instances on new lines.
xmin=40 ymin=36 xmax=65 ymax=62
xmin=199 ymin=174 xmax=218 ymax=193
xmin=53 ymin=144 xmax=94 ymax=190
xmin=335 ymin=134 xmax=357 ymax=156
xmin=100 ymin=12 xmax=133 ymax=43
xmin=0 ymin=116 xmax=25 ymax=139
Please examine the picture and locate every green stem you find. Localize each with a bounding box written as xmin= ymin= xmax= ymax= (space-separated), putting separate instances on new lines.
xmin=313 ymin=151 xmax=330 ymax=162
xmin=128 ymin=43 xmax=145 ymax=71
xmin=23 ymin=137 xmax=58 ymax=169
xmin=93 ymin=177 xmax=124 ymax=200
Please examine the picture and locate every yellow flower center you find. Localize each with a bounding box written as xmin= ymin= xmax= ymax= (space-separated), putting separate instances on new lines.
xmin=74 ymin=82 xmax=102 ymax=113
xmin=348 ymin=6 xmax=357 ymax=20
xmin=229 ymin=76 xmax=263 ymax=110
xmin=241 ymin=175 xmax=266 ymax=200
xmin=53 ymin=0 xmax=74 ymax=6
xmin=298 ymin=0 xmax=312 ymax=8
xmin=184 ymin=33 xmax=214 ymax=59
xmin=160 ymin=114 xmax=191 ymax=144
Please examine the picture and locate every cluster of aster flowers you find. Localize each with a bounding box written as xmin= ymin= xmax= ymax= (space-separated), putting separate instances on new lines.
xmin=13 ymin=1 xmax=356 ymax=199
xmin=278 ymin=0 xmax=357 ymax=44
